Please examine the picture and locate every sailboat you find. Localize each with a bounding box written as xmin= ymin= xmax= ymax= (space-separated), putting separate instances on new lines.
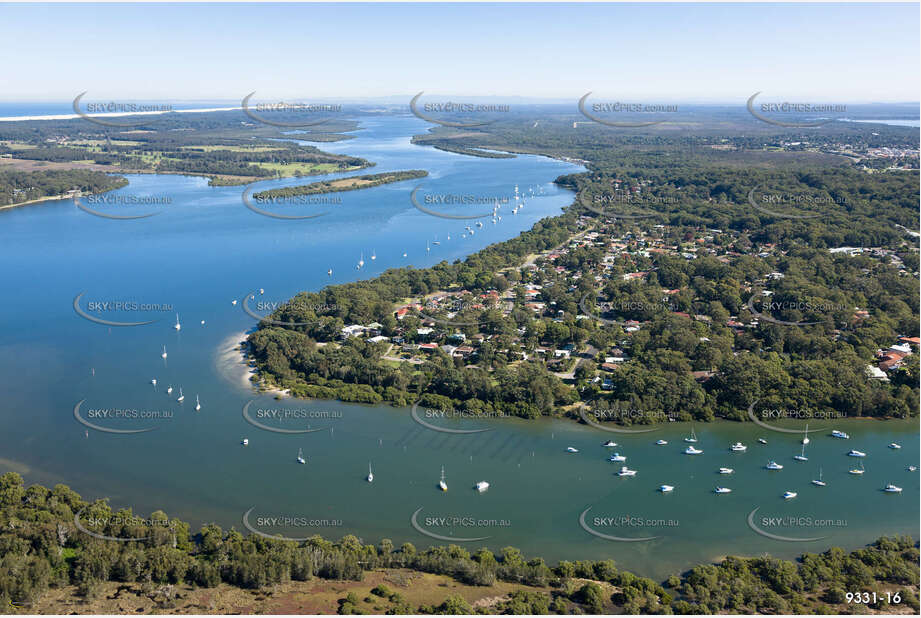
xmin=357 ymin=252 xmax=365 ymax=270
xmin=684 ymin=427 xmax=698 ymax=443
xmin=801 ymin=423 xmax=810 ymax=444
xmin=167 ymin=385 xmax=173 ymax=394
xmin=174 ymin=313 xmax=181 ymax=331
xmin=161 ymin=345 xmax=168 ymax=359
xmin=370 ymin=250 xmax=376 ymax=261
xmin=151 ymin=378 xmax=157 ymax=386
xmin=439 ymin=466 xmax=448 ymax=491
xmin=812 ymin=468 xmax=826 ymax=486
xmin=195 ymin=395 xmax=201 ymax=411
xmin=849 ymin=461 xmax=865 ymax=475
xmin=426 ymin=242 xmax=431 ymax=252
xmin=366 ymin=462 xmax=374 ymax=483
xmin=327 ymin=269 xmax=333 ymax=276
xmin=296 ymin=448 xmax=306 ymax=464
xmin=794 ymin=443 xmax=808 ymax=461
xmin=176 ymin=387 xmax=184 ymax=403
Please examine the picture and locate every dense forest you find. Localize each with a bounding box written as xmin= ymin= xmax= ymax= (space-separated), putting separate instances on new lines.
xmin=0 ymin=169 xmax=127 ymax=207
xmin=253 ymin=170 xmax=429 ymax=199
xmin=0 ymin=474 xmax=917 ymax=614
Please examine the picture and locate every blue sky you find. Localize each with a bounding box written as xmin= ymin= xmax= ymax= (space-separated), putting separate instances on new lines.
xmin=1 ymin=2 xmax=918 ymax=102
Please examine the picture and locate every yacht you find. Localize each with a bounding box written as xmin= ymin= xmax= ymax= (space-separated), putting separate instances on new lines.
xmin=718 ymin=468 xmax=734 ymax=475
xmin=765 ymin=460 xmax=783 ymax=470
xmin=194 ymin=395 xmax=201 ymax=411
xmin=617 ymin=466 xmax=637 ymax=477
xmin=174 ymin=313 xmax=181 ymax=331
xmin=241 ymin=438 xmax=249 ymax=446
xmin=812 ymin=468 xmax=826 ymax=486
xmin=848 ymin=450 xmax=866 ymax=458
xmin=831 ymin=430 xmax=849 ymax=439
xmin=849 ymin=462 xmax=865 ymax=475
xmin=328 ymin=269 xmax=333 ymax=276
xmin=439 ymin=466 xmax=448 ymax=492
xmin=794 ymin=444 xmax=808 ymax=461
xmin=659 ymin=485 xmax=674 ymax=492
xmin=684 ymin=427 xmax=698 ymax=443
xmin=655 ymin=439 xmax=668 ymax=445
xmin=259 ymin=288 xmax=264 ymax=295
xmin=608 ymin=453 xmax=627 ymax=462
xmin=888 ymin=443 xmax=901 ymax=449
xmin=566 ymin=446 xmax=579 ymax=453
xmin=150 ymin=378 xmax=157 ymax=386
xmin=601 ymin=440 xmax=617 ymax=447
xmin=176 ymin=387 xmax=184 ymax=403
xmin=357 ymin=253 xmax=364 ymax=269
xmin=758 ymin=438 xmax=768 ymax=444
xmin=166 ymin=385 xmax=173 ymax=394
xmin=366 ymin=462 xmax=374 ymax=483
xmin=231 ymin=299 xmax=238 ymax=305
xmin=475 ymin=481 xmax=490 ymax=492
xmin=883 ymin=484 xmax=903 ymax=493
xmin=476 ymin=221 xmax=483 ymax=228
xmin=296 ymin=448 xmax=305 ymax=464
xmin=161 ymin=345 xmax=168 ymax=359
xmin=370 ymin=250 xmax=376 ymax=261
xmin=801 ymin=424 xmax=810 ymax=445
xmin=684 ymin=445 xmax=703 ymax=455
xmin=908 ymin=466 xmax=918 ymax=472
xmin=730 ymin=442 xmax=747 ymax=452
xmin=714 ymin=487 xmax=732 ymax=494
xmin=782 ymin=491 xmax=797 ymax=500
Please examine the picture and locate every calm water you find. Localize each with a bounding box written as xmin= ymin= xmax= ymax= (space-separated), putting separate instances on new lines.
xmin=0 ymin=115 xmax=916 ymax=580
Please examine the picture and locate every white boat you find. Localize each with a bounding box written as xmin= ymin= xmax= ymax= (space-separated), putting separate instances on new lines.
xmin=888 ymin=443 xmax=901 ymax=449
xmin=718 ymin=468 xmax=734 ymax=474
xmin=883 ymin=484 xmax=902 ymax=493
xmin=151 ymin=378 xmax=157 ymax=386
xmin=848 ymin=450 xmax=866 ymax=457
xmin=476 ymin=221 xmax=483 ymax=228
xmin=167 ymin=385 xmax=173 ymax=394
xmin=758 ymin=438 xmax=768 ymax=444
xmin=195 ymin=395 xmax=201 ymax=411
xmin=794 ymin=444 xmax=808 ymax=461
xmin=812 ymin=468 xmax=826 ymax=486
xmin=714 ymin=487 xmax=732 ymax=494
xmin=831 ymin=430 xmax=849 ymax=439
xmin=259 ymin=288 xmax=264 ymax=295
xmin=909 ymin=466 xmax=918 ymax=472
xmin=765 ymin=460 xmax=783 ymax=470
xmin=439 ymin=466 xmax=448 ymax=492
xmin=655 ymin=439 xmax=668 ymax=445
xmin=328 ymin=269 xmax=333 ymax=276
xmin=566 ymin=446 xmax=579 ymax=453
xmin=370 ymin=250 xmax=376 ymax=261
xmin=684 ymin=446 xmax=703 ymax=455
xmin=801 ymin=423 xmax=810 ymax=445
xmin=296 ymin=448 xmax=305 ymax=464
xmin=174 ymin=313 xmax=181 ymax=331
xmin=608 ymin=453 xmax=627 ymax=462
xmin=849 ymin=462 xmax=865 ymax=475
xmin=730 ymin=442 xmax=747 ymax=452
xmin=231 ymin=299 xmax=238 ymax=305
xmin=783 ymin=491 xmax=797 ymax=500
xmin=161 ymin=345 xmax=168 ymax=359
xmin=357 ymin=253 xmax=364 ymax=269
xmin=601 ymin=440 xmax=617 ymax=447
xmin=475 ymin=481 xmax=490 ymax=492
xmin=200 ymin=320 xmax=205 ymax=325
xmin=241 ymin=438 xmax=249 ymax=446
xmin=684 ymin=427 xmax=698 ymax=443
xmin=366 ymin=462 xmax=373 ymax=483
xmin=176 ymin=387 xmax=184 ymax=403
xmin=617 ymin=466 xmax=637 ymax=477
xmin=659 ymin=485 xmax=674 ymax=492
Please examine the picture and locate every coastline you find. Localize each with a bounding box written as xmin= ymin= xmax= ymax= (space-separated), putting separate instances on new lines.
xmin=215 ymin=329 xmax=289 ymax=398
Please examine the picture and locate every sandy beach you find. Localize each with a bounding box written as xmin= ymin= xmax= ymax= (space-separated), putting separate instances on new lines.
xmin=214 ymin=329 xmax=289 ymax=398
xmin=0 ymin=106 xmax=241 ymax=123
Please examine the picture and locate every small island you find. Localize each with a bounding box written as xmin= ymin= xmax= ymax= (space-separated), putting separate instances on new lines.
xmin=252 ymin=169 xmax=428 ymax=199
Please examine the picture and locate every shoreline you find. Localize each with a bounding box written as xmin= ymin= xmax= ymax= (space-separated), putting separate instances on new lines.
xmin=214 ymin=329 xmax=289 ymax=399
xmin=0 ymin=105 xmax=241 ymax=123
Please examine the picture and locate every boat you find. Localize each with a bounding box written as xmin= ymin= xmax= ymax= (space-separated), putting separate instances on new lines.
xmin=718 ymin=468 xmax=734 ymax=474
xmin=831 ymin=430 xmax=849 ymax=439
xmin=848 ymin=450 xmax=866 ymax=457
xmin=714 ymin=487 xmax=732 ymax=494
xmin=475 ymin=481 xmax=490 ymax=492
xmin=909 ymin=466 xmax=918 ymax=472
xmin=849 ymin=462 xmax=865 ymax=475
xmin=328 ymin=269 xmax=333 ymax=276
xmin=357 ymin=252 xmax=364 ymax=269
xmin=566 ymin=446 xmax=579 ymax=453
xmin=167 ymin=385 xmax=173 ymax=394
xmin=151 ymin=378 xmax=157 ymax=386
xmin=659 ymin=485 xmax=674 ymax=492
xmin=601 ymin=440 xmax=617 ymax=447
xmin=231 ymin=299 xmax=238 ymax=305
xmin=241 ymin=438 xmax=249 ymax=446
xmin=439 ymin=466 xmax=448 ymax=491
xmin=174 ymin=313 xmax=181 ymax=331
xmin=176 ymin=387 xmax=184 ymax=403
xmin=259 ymin=288 xmax=264 ymax=295
xmin=655 ymin=439 xmax=668 ymax=445
xmin=608 ymin=453 xmax=627 ymax=462
xmin=476 ymin=221 xmax=483 ymax=228
xmin=888 ymin=443 xmax=901 ymax=449
xmin=758 ymin=438 xmax=768 ymax=444
xmin=765 ymin=460 xmax=783 ymax=470
xmin=730 ymin=442 xmax=747 ymax=452
xmin=794 ymin=444 xmax=808 ymax=461
xmin=370 ymin=250 xmax=376 ymax=261
xmin=161 ymin=345 xmax=168 ymax=359
xmin=617 ymin=466 xmax=637 ymax=477
xmin=366 ymin=462 xmax=374 ymax=483
xmin=801 ymin=423 xmax=810 ymax=445
xmin=783 ymin=491 xmax=797 ymax=500
xmin=684 ymin=446 xmax=703 ymax=455
xmin=195 ymin=395 xmax=201 ymax=411
xmin=684 ymin=427 xmax=698 ymax=443
xmin=296 ymin=448 xmax=305 ymax=464
xmin=812 ymin=468 xmax=826 ymax=486
xmin=883 ymin=484 xmax=903 ymax=493
xmin=200 ymin=320 xmax=205 ymax=325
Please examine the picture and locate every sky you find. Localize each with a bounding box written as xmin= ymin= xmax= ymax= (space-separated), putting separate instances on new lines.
xmin=0 ymin=2 xmax=918 ymax=103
